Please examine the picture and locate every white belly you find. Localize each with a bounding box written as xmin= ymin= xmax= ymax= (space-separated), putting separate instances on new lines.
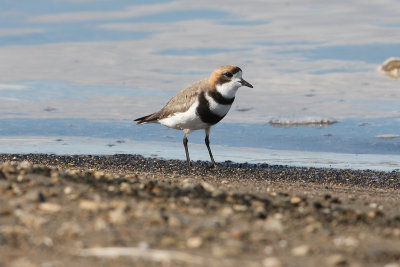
xmin=159 ymin=100 xmax=209 ymax=130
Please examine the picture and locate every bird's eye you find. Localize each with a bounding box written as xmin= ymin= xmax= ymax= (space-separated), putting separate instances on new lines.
xmin=224 ymin=72 xmax=233 ymax=78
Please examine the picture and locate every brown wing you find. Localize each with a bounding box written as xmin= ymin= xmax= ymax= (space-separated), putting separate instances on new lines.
xmin=157 ymin=79 xmax=210 ymax=119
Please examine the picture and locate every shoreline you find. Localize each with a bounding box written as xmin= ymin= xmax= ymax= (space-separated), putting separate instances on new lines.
xmin=1 ymin=154 xmax=400 ymax=266
xmin=1 ymin=153 xmax=399 ymax=189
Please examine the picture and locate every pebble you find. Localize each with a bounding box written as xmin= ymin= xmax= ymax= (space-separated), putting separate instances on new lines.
xmin=263 ymin=245 xmax=274 ymax=255
xmin=291 ymin=244 xmax=311 ymax=256
xmin=57 ymin=222 xmax=82 ymax=238
xmin=23 ymin=189 xmax=46 ymax=202
xmin=264 ymin=218 xmax=284 ymax=233
xmin=220 ymin=207 xmax=234 ymax=216
xmin=168 ymin=215 xmax=183 ymax=227
xmin=94 ymin=217 xmax=108 ymax=231
xmin=369 ymin=202 xmax=378 ymax=209
xmin=212 ymin=244 xmax=241 ymax=258
xmin=233 ymin=204 xmax=248 ymax=212
xmin=108 ymin=208 xmax=127 ymax=225
xmin=253 ymin=206 xmax=267 ymax=219
xmin=186 ymin=236 xmax=203 ymax=248
xmin=160 ymin=236 xmax=178 ymax=247
xmin=63 ymin=186 xmax=73 ymax=195
xmin=290 ymin=196 xmax=302 ymax=205
xmin=0 ymin=225 xmax=28 ymax=242
xmin=327 ymin=254 xmax=347 ymax=266
xmin=14 ymin=210 xmax=47 ymax=228
xmin=38 ymin=203 xmax=61 ymax=213
xmin=262 ymin=257 xmax=283 ymax=267
xmin=119 ymin=182 xmax=132 ymax=193
xmin=9 ymin=258 xmax=37 ymax=267
xmin=305 ymin=222 xmax=322 ymax=233
xmin=200 ymin=181 xmax=215 ymax=192
xmin=333 ymin=236 xmax=359 ymax=248
xmin=78 ymin=199 xmax=108 ymax=212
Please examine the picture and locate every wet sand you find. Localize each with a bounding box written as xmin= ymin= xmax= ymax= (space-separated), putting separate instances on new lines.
xmin=0 ymin=154 xmax=400 ymax=267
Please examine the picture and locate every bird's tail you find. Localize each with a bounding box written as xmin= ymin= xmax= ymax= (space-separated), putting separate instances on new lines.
xmin=134 ymin=112 xmax=159 ymax=124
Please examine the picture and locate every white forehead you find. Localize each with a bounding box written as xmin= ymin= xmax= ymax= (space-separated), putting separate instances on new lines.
xmin=234 ymin=70 xmax=242 ymax=78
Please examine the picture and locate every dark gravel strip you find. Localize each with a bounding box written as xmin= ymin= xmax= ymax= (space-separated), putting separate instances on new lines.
xmin=1 ymin=153 xmax=399 ymax=189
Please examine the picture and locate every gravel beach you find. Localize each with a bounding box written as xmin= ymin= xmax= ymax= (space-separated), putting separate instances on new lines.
xmin=0 ymin=154 xmax=399 ymax=267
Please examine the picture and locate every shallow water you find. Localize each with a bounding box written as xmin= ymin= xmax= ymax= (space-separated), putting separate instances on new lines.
xmin=0 ymin=1 xmax=399 ymax=170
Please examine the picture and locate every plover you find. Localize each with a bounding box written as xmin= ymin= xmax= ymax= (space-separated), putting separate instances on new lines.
xmin=134 ymin=65 xmax=253 ymax=167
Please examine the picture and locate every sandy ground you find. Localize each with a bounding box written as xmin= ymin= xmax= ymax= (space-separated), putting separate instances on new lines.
xmin=0 ymin=154 xmax=400 ymax=267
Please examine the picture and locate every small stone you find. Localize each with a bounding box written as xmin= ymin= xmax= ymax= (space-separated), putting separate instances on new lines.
xmin=327 ymin=254 xmax=347 ymax=266
xmin=230 ymin=230 xmax=245 ymax=239
xmin=93 ymin=171 xmax=105 ymax=179
xmin=19 ymin=161 xmax=32 ymax=169
xmin=186 ymin=236 xmax=203 ymax=248
xmin=368 ymin=210 xmax=383 ymax=218
xmin=110 ymin=200 xmax=128 ymax=210
xmin=369 ymin=203 xmax=378 ymax=209
xmin=79 ymin=200 xmax=108 ymax=212
xmin=119 ymin=182 xmax=131 ymax=193
xmin=393 ymin=228 xmax=400 ymax=237
xmin=50 ymin=170 xmax=59 ymax=180
xmin=94 ymin=217 xmax=109 ymax=231
xmin=57 ymin=222 xmax=82 ymax=237
xmin=0 ymin=225 xmax=28 ymax=241
xmin=333 ymin=236 xmax=359 ymax=248
xmin=262 ymin=257 xmax=283 ymax=267
xmin=200 ymin=182 xmax=215 ymax=192
xmin=151 ymin=186 xmax=164 ymax=194
xmin=264 ymin=245 xmax=274 ymax=255
xmin=63 ymin=186 xmax=73 ymax=195
xmin=160 ymin=236 xmax=178 ymax=247
xmin=254 ymin=206 xmax=267 ymax=219
xmin=38 ymin=203 xmax=61 ymax=213
xmin=138 ymin=241 xmax=150 ymax=250
xmin=11 ymin=184 xmax=23 ymax=196
xmin=9 ymin=258 xmax=37 ymax=267
xmin=384 ymin=263 xmax=400 ymax=267
xmin=212 ymin=189 xmax=226 ymax=199
xmin=291 ymin=244 xmax=311 ymax=256
xmin=220 ymin=207 xmax=234 ymax=216
xmin=108 ymin=208 xmax=127 ymax=225
xmin=33 ymin=236 xmax=53 ymax=247
xmin=17 ymin=174 xmax=26 ymax=182
xmin=264 ymin=218 xmax=283 ymax=233
xmin=14 ymin=210 xmax=47 ymax=228
xmin=290 ymin=196 xmax=302 ymax=205
xmin=278 ymin=240 xmax=288 ymax=248
xmin=107 ymin=185 xmax=116 ymax=192
xmin=233 ymin=204 xmax=248 ymax=212
xmin=41 ymin=262 xmax=54 ymax=267
xmin=212 ymin=244 xmax=241 ymax=257
xmin=24 ymin=189 xmax=46 ymax=202
xmin=305 ymin=222 xmax=322 ymax=233
xmin=168 ymin=215 xmax=182 ymax=227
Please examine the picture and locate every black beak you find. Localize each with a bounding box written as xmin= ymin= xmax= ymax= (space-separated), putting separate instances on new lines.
xmin=240 ymin=78 xmax=253 ymax=88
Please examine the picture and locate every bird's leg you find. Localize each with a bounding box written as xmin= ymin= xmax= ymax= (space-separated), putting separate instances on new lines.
xmin=205 ymin=128 xmax=216 ymax=168
xmin=183 ymin=129 xmax=191 ymax=167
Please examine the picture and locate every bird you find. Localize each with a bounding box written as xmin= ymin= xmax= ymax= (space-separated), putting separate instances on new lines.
xmin=134 ymin=65 xmax=253 ymax=167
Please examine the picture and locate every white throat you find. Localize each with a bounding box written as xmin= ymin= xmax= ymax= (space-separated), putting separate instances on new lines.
xmin=215 ymin=81 xmax=240 ymax=99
